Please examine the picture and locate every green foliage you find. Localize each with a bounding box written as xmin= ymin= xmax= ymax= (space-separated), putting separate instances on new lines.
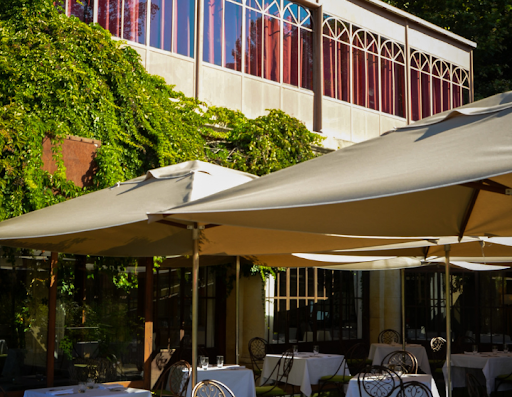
xmin=0 ymin=0 xmax=321 ymax=223
xmin=386 ymin=0 xmax=512 ymax=99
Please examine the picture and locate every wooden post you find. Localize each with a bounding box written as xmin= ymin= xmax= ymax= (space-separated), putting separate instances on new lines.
xmin=46 ymin=252 xmax=58 ymax=386
xmin=144 ymin=258 xmax=154 ymax=390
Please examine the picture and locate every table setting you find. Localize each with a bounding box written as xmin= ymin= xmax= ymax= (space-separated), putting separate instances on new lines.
xmin=23 ymin=383 xmax=150 ymax=397
xmin=262 ymin=346 xmax=348 ymax=397
xmin=184 ymin=355 xmax=255 ymax=397
xmin=345 ymin=373 xmax=440 ymax=397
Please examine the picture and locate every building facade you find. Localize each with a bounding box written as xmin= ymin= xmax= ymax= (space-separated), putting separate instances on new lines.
xmin=64 ymin=0 xmax=475 ymax=148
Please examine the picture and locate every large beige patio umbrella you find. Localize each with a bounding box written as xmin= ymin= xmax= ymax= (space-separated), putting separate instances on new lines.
xmin=150 ymin=92 xmax=512 ymax=397
xmin=0 ymin=160 xmax=421 ymax=386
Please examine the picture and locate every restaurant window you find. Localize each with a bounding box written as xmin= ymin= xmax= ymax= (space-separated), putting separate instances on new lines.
xmin=149 ymin=0 xmax=195 ymax=56
xmin=380 ymin=39 xmax=405 ymax=117
xmin=0 ymin=252 xmax=51 ymax=391
xmin=410 ymin=50 xmax=470 ymax=121
xmin=55 ymin=256 xmax=144 ymax=384
xmin=322 ymin=16 xmax=350 ymax=102
xmin=66 ymin=0 xmax=94 ymax=23
xmin=405 ymin=269 xmax=512 ymax=347
xmin=265 ymin=268 xmax=366 ymax=344
xmin=153 ymin=266 xmax=220 ymax=355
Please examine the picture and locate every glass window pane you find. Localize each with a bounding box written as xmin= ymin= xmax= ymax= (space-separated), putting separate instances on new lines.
xmin=283 ymin=22 xmax=299 ymax=87
xmin=301 ymin=28 xmax=313 ymax=90
xmin=175 ymin=0 xmax=195 ymax=57
xmin=245 ymin=9 xmax=263 ymax=77
xmin=224 ymin=2 xmax=242 ymax=70
xmin=204 ymin=0 xmax=223 ymax=65
xmin=150 ymin=0 xmax=172 ymax=51
xmin=123 ymin=0 xmax=147 ymax=44
xmin=263 ymin=15 xmax=280 ymax=82
xmin=98 ymin=0 xmax=122 ymax=37
xmin=68 ymin=0 xmax=94 ymax=23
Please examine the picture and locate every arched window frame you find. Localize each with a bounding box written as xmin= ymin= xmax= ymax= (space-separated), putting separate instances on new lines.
xmin=380 ymin=39 xmax=405 ymax=117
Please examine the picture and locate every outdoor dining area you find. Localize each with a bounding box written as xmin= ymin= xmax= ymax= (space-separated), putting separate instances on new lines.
xmin=3 ymin=92 xmax=512 ymax=397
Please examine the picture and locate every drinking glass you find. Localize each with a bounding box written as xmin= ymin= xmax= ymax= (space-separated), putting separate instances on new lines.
xmin=78 ymin=382 xmax=87 ymax=393
xmin=217 ymin=355 xmax=224 ymax=368
xmin=492 ymin=345 xmax=498 ymax=354
xmin=202 ymin=357 xmax=209 ymax=370
xmin=472 ymin=344 xmax=478 ymax=354
xmin=86 ymin=378 xmax=95 ymax=389
xmin=313 ymin=345 xmax=319 ymax=355
xmin=292 ymin=345 xmax=298 ymax=354
xmin=198 ymin=355 xmax=205 ymax=369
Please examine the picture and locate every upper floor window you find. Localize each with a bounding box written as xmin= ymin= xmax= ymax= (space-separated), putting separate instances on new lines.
xmin=322 ymin=17 xmax=405 ymax=117
xmin=410 ymin=50 xmax=470 ymax=121
xmin=203 ymin=0 xmax=313 ymax=89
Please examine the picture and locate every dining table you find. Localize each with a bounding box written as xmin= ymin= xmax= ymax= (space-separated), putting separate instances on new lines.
xmin=261 ymin=352 xmax=348 ymax=397
xmin=23 ymin=384 xmax=150 ymax=397
xmin=369 ymin=343 xmax=431 ymax=374
xmin=442 ymin=352 xmax=512 ymax=395
xmin=345 ymin=373 xmax=440 ymax=397
xmin=185 ymin=365 xmax=255 ymax=397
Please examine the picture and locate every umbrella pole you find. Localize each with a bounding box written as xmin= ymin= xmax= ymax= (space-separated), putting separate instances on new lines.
xmin=401 ymin=269 xmax=406 ymax=351
xmin=445 ymin=244 xmax=452 ymax=397
xmin=191 ymin=224 xmax=200 ymax=387
xmin=236 ymin=256 xmax=240 ymax=365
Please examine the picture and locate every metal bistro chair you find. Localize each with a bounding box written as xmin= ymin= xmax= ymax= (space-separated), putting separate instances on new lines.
xmin=466 ymin=373 xmax=488 ymax=397
xmin=345 ymin=343 xmax=371 ymax=375
xmin=429 ymin=337 xmax=446 ymax=382
xmin=378 ymin=329 xmax=401 ymax=345
xmin=357 ymin=365 xmax=402 ymax=397
xmin=192 ymin=380 xmax=236 ymax=397
xmin=381 ymin=351 xmax=418 ymax=375
xmin=255 ymin=348 xmax=294 ymax=396
xmin=152 ymin=360 xmax=191 ymax=397
xmin=318 ymin=355 xmax=352 ymax=397
xmin=395 ymin=381 xmax=433 ymax=397
xmin=249 ymin=337 xmax=267 ymax=382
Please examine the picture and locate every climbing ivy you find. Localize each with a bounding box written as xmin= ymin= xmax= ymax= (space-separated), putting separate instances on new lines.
xmin=0 ymin=0 xmax=322 ymax=222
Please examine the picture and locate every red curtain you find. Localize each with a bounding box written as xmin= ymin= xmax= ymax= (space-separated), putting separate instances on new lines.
xmin=410 ymin=69 xmax=420 ymax=121
xmin=300 ymin=28 xmax=313 ymax=90
xmin=323 ymin=36 xmax=335 ymax=98
xmin=283 ymin=22 xmax=298 ymax=86
xmin=123 ymin=0 xmax=146 ymax=44
xmin=203 ymin=0 xmax=222 ymax=65
xmin=98 ymin=0 xmax=121 ymax=37
xmin=394 ymin=63 xmax=405 ymax=117
xmin=264 ymin=15 xmax=280 ymax=82
xmin=352 ymin=48 xmax=365 ymax=107
xmin=420 ymin=72 xmax=431 ymax=118
xmin=367 ymin=52 xmax=378 ymax=110
xmin=381 ymin=58 xmax=392 ymax=115
xmin=68 ymin=0 xmax=93 ymax=23
xmin=432 ymin=77 xmax=442 ymax=115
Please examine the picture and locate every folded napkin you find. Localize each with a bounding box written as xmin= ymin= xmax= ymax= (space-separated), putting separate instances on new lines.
xmin=46 ymin=389 xmax=74 ymax=395
xmin=98 ymin=384 xmax=125 ymax=390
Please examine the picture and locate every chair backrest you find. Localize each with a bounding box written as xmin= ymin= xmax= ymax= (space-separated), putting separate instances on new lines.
xmin=430 ymin=337 xmax=446 ymax=353
xmin=192 ymin=379 xmax=235 ymax=397
xmin=259 ymin=348 xmax=294 ymax=392
xmin=466 ymin=373 xmax=488 ymax=397
xmin=248 ymin=337 xmax=267 ymax=367
xmin=345 ymin=343 xmax=369 ymax=375
xmin=378 ymin=329 xmax=401 ymax=344
xmin=396 ymin=381 xmax=433 ymax=397
xmin=357 ymin=365 xmax=401 ymax=397
xmin=168 ymin=360 xmax=192 ymax=397
xmin=381 ymin=350 xmax=418 ymax=374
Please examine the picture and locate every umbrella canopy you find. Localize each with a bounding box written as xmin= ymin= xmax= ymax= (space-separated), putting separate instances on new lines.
xmin=156 ymin=91 xmax=512 ymax=239
xmin=0 ymin=160 xmax=417 ymax=256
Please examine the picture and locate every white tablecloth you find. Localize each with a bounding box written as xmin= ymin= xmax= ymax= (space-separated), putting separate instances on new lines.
xmin=186 ymin=366 xmax=256 ymax=397
xmin=442 ymin=352 xmax=512 ymax=394
xmin=369 ymin=344 xmax=431 ymax=374
xmin=262 ymin=353 xmax=347 ymax=397
xmin=24 ymin=385 xmax=150 ymax=397
xmin=345 ymin=374 xmax=440 ymax=397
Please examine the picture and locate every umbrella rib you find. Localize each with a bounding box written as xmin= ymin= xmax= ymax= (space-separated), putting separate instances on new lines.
xmin=458 ymin=188 xmax=480 ymax=241
xmin=460 ymin=180 xmax=512 ymax=196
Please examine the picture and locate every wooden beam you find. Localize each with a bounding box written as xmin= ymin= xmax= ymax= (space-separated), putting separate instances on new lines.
xmin=143 ymin=258 xmax=154 ymax=390
xmin=46 ymin=252 xmax=58 ymax=387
